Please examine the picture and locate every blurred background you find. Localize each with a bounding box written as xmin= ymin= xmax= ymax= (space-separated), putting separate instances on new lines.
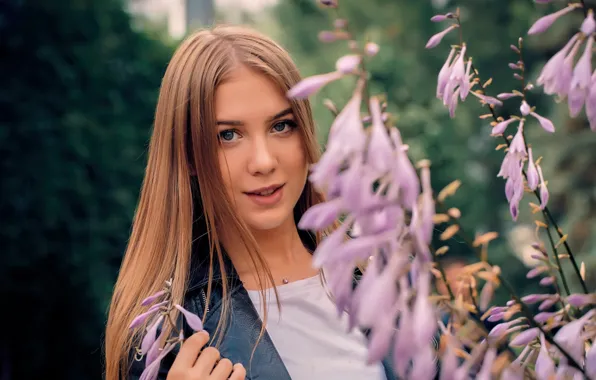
xmin=1 ymin=0 xmax=595 ymax=378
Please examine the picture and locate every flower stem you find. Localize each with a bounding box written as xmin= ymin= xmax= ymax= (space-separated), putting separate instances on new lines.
xmin=543 ymin=214 xmax=572 ymax=296
xmin=580 ymin=0 xmax=588 ymax=17
xmin=542 ymin=203 xmax=589 ymax=294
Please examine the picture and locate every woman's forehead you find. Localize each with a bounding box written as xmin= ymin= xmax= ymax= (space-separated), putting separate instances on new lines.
xmin=214 ymin=66 xmax=290 ymax=122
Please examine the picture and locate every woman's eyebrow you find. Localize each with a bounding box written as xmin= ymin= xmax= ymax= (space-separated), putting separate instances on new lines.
xmin=216 ymin=107 xmax=293 ymax=127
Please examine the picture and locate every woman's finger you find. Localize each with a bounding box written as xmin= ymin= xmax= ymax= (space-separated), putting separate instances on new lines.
xmin=169 ymin=331 xmax=210 ymax=373
xmin=228 ymin=363 xmax=246 ymax=380
xmin=208 ymin=358 xmax=233 ymax=379
xmin=192 ymin=346 xmax=221 ymax=377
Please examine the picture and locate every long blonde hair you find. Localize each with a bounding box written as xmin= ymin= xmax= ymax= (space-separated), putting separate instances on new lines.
xmin=104 ymin=25 xmax=326 ymax=380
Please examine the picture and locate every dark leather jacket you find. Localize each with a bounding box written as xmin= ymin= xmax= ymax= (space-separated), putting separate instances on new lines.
xmin=128 ymin=252 xmax=398 ymax=380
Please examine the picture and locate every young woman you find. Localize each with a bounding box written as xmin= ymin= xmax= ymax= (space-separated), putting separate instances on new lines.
xmin=104 ymin=25 xmax=394 ymax=380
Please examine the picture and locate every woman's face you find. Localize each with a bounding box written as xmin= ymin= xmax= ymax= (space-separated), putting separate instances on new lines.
xmin=214 ymin=65 xmax=308 ymax=232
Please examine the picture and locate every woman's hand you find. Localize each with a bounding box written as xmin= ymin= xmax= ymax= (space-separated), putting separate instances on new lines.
xmin=166 ymin=331 xmax=246 ymax=379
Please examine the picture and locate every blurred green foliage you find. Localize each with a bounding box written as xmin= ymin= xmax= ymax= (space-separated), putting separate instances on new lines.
xmin=1 ymin=0 xmax=595 ymax=378
xmin=0 ymin=0 xmax=173 ymax=378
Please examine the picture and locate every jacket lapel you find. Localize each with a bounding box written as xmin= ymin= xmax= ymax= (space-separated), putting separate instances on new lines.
xmin=200 ymin=283 xmax=292 ymax=380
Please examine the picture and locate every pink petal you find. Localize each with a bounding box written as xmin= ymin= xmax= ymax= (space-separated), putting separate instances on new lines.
xmin=174 ymin=304 xmax=203 ymax=331
xmin=286 ymin=71 xmax=343 ymax=99
xmin=530 ymin=111 xmax=555 ymax=133
xmin=141 ymin=290 xmax=166 ymax=306
xmin=510 ymin=327 xmax=540 ymax=346
xmin=528 ymin=5 xmax=578 ymax=35
xmin=335 ymin=54 xmax=361 ymax=74
xmin=425 ymin=25 xmax=458 ymax=49
xmin=491 ymin=117 xmax=517 ymax=135
xmin=129 ymin=307 xmax=161 ymax=329
xmin=141 ymin=315 xmax=164 ymax=355
xmin=365 ymin=42 xmax=379 ymax=56
xmin=297 ymin=198 xmax=343 ymax=230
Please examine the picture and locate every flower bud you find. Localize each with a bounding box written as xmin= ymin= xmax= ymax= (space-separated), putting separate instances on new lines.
xmin=365 ymin=42 xmax=380 ymax=57
xmin=318 ymin=31 xmax=337 ymax=43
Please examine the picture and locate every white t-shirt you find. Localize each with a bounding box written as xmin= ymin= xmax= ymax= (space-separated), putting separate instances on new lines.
xmin=246 ymin=274 xmax=387 ymax=380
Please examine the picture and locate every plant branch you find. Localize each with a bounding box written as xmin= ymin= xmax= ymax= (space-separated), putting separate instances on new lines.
xmin=542 ymin=204 xmax=588 ymax=294
xmin=580 ymin=0 xmax=588 ymax=17
xmin=467 ymin=58 xmax=589 ymax=294
xmin=543 ymin=215 xmax=571 ymax=296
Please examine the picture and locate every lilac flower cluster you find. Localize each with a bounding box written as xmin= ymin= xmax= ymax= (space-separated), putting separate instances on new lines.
xmin=529 ymin=4 xmax=596 ymax=131
xmin=484 ymin=253 xmax=596 ymax=379
xmin=284 ymin=1 xmax=596 ymax=379
xmin=129 ymin=279 xmax=204 ymax=380
xmin=290 ymin=75 xmax=439 ymax=377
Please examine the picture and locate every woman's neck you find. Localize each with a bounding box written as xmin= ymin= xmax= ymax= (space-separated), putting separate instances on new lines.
xmin=221 ymin=218 xmax=317 ymax=289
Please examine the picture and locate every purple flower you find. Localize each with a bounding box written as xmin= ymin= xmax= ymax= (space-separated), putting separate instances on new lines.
xmin=538 ymin=297 xmax=559 ymax=311
xmin=586 ymin=339 xmax=596 ymax=378
xmin=510 ymin=120 xmax=527 ymax=156
xmin=586 ymin=70 xmax=596 ymax=131
xmin=436 ymin=47 xmax=457 ymax=99
xmin=425 ymin=25 xmax=458 ymax=49
xmin=476 ymin=347 xmax=497 ymax=379
xmin=174 ymin=304 xmax=203 ymax=331
xmin=441 ymin=45 xmax=470 ymax=117
xmin=409 ymin=343 xmax=436 ymax=380
xmin=367 ymin=97 xmax=394 ymax=173
xmin=491 ymin=117 xmax=517 ymax=136
xmin=298 ymin=197 xmax=343 ymax=230
xmin=139 ymin=342 xmax=177 ymax=380
xmin=528 ymin=4 xmax=580 ymax=35
xmin=497 ymin=92 xmax=521 ymax=100
xmin=470 ymin=91 xmax=502 ymax=106
xmin=388 ymin=128 xmax=420 ymax=209
xmin=412 ymin=271 xmax=437 ymax=346
xmin=535 ymin=333 xmax=556 ymax=379
xmin=130 ymin=307 xmax=162 ymax=330
xmin=439 ymin=342 xmax=459 ymax=379
xmin=430 ymin=13 xmax=452 ymax=22
xmin=365 ymin=42 xmax=379 ymax=56
xmin=488 ymin=319 xmax=523 ymax=341
xmin=568 ymin=37 xmax=593 ymax=117
xmin=581 ymin=9 xmax=596 ymax=36
xmin=510 ymin=327 xmax=539 ymax=346
xmin=539 ymin=276 xmax=556 ymax=286
xmin=325 ymin=259 xmax=356 ymax=315
xmin=522 ymin=293 xmax=551 ymax=303
xmin=553 ymin=309 xmax=595 ymax=363
xmin=366 ymin=308 xmax=397 ymax=364
xmin=141 ymin=315 xmax=164 ymax=355
xmin=526 ymin=148 xmax=540 ymax=190
xmin=141 ymin=290 xmax=166 ymax=306
xmin=318 ymin=31 xmax=337 ymax=43
xmin=567 ymin=293 xmax=596 ymax=307
xmin=537 ymin=34 xmax=580 ymax=96
xmin=534 ymin=311 xmax=558 ymax=323
xmin=287 ymin=71 xmax=343 ymax=99
xmin=537 ymin=165 xmax=549 ymax=209
xmin=531 ymin=111 xmax=556 ymax=133
xmin=336 ymin=54 xmax=362 ymax=74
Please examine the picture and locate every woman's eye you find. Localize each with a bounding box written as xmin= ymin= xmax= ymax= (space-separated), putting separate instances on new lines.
xmin=272 ymin=120 xmax=296 ymax=133
xmin=218 ymin=130 xmax=238 ymax=142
